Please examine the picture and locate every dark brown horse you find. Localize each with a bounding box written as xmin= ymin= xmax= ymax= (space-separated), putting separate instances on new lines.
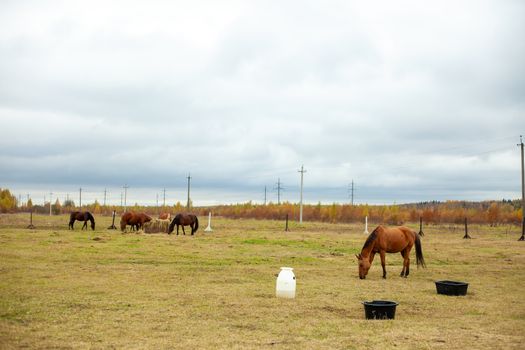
xmin=168 ymin=213 xmax=199 ymax=235
xmin=356 ymin=225 xmax=425 ymax=279
xmin=120 ymin=212 xmax=152 ymax=232
xmin=69 ymin=211 xmax=95 ymax=230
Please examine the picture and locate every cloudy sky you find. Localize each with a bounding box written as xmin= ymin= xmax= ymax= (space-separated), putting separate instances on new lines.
xmin=1 ymin=0 xmax=524 ymax=206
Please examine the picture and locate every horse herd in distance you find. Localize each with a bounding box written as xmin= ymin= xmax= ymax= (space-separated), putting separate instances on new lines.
xmin=69 ymin=210 xmax=427 ymax=280
xmin=68 ymin=210 xmax=199 ymax=235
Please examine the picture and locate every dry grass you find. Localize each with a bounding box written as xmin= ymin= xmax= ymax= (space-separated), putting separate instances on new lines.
xmin=0 ymin=213 xmax=524 ymax=349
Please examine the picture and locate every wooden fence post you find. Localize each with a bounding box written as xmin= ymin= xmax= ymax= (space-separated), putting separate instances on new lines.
xmin=463 ymin=217 xmax=471 ymax=239
xmin=27 ymin=210 xmax=35 ymax=229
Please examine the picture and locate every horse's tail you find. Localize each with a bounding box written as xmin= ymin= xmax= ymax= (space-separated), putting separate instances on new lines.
xmin=194 ymin=215 xmax=199 ymax=233
xmin=68 ymin=212 xmax=75 ymax=229
xmin=415 ymin=232 xmax=426 ymax=268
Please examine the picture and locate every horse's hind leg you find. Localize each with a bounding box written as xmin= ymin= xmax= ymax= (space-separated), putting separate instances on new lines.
xmin=399 ymin=251 xmax=407 ymax=277
xmin=182 ymin=225 xmax=186 ymax=235
xmin=399 ymin=249 xmax=410 ymax=277
xmin=82 ymin=221 xmax=87 ymax=230
xmin=404 ymin=250 xmax=410 ymax=277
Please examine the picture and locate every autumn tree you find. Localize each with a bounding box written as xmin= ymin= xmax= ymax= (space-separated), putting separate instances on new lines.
xmin=0 ymin=188 xmax=17 ymax=213
xmin=52 ymin=199 xmax=61 ymax=215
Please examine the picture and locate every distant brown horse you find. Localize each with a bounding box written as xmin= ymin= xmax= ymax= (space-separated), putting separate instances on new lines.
xmin=356 ymin=225 xmax=425 ymax=279
xmin=159 ymin=212 xmax=171 ymax=220
xmin=120 ymin=212 xmax=152 ymax=232
xmin=69 ymin=211 xmax=95 ymax=230
xmin=168 ymin=213 xmax=199 ymax=235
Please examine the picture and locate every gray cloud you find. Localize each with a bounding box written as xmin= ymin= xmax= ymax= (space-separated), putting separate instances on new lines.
xmin=1 ymin=0 xmax=524 ymax=205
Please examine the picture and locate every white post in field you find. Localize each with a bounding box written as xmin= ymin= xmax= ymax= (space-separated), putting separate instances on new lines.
xmin=298 ymin=165 xmax=306 ymax=224
xmin=204 ymin=212 xmax=213 ymax=232
xmin=364 ymin=216 xmax=369 ymax=234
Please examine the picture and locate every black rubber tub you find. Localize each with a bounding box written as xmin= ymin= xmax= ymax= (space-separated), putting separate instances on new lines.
xmin=435 ymin=280 xmax=469 ymax=296
xmin=362 ymin=300 xmax=399 ymax=319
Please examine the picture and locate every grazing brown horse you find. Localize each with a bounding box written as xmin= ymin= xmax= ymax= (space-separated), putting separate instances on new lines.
xmin=120 ymin=212 xmax=152 ymax=232
xmin=69 ymin=211 xmax=95 ymax=230
xmin=356 ymin=225 xmax=425 ymax=279
xmin=168 ymin=213 xmax=199 ymax=235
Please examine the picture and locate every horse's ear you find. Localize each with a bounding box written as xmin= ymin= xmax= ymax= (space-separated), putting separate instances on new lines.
xmin=355 ymin=254 xmax=361 ymax=260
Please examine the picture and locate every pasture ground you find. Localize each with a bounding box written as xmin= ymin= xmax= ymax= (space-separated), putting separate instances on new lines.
xmin=1 ymin=213 xmax=524 ymax=349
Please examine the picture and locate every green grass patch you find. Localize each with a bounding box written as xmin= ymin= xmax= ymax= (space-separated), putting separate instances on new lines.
xmin=0 ymin=214 xmax=524 ymax=349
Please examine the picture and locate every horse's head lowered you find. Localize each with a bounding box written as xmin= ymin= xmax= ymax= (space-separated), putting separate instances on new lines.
xmin=356 ymin=254 xmax=371 ymax=279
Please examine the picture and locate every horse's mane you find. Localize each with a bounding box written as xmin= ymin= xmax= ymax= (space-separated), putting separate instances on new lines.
xmin=362 ymin=226 xmax=380 ymax=250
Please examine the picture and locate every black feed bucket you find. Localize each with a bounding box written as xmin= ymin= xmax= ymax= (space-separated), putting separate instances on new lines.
xmin=363 ymin=300 xmax=399 ymax=320
xmin=435 ymin=280 xmax=469 ymax=296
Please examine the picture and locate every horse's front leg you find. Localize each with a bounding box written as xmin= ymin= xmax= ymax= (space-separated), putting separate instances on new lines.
xmin=380 ymin=250 xmax=387 ymax=279
xmin=191 ymin=223 xmax=195 ymax=235
xmin=82 ymin=221 xmax=87 ymax=230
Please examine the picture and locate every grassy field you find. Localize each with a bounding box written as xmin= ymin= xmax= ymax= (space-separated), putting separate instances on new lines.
xmin=1 ymin=213 xmax=524 ymax=349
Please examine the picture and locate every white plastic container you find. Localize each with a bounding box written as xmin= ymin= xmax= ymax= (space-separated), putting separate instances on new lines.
xmin=276 ymin=267 xmax=296 ymax=298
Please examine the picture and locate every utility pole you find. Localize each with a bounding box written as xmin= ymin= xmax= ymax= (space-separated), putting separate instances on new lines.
xmin=49 ymin=191 xmax=53 ymax=216
xmin=519 ymin=135 xmax=525 ymax=241
xmin=156 ymin=193 xmax=159 ymax=211
xmin=79 ymin=188 xmax=82 ymax=209
xmin=186 ymin=174 xmax=192 ymax=210
xmin=163 ymin=188 xmax=166 ymax=207
xmin=264 ymin=186 xmax=267 ymax=205
xmin=350 ymin=180 xmax=355 ymax=205
xmin=103 ymin=188 xmax=107 ymax=207
xmin=120 ymin=192 xmax=123 ymax=208
xmin=275 ymin=178 xmax=284 ymax=205
xmin=298 ymin=165 xmax=306 ymax=223
xmin=123 ymin=184 xmax=129 ymax=212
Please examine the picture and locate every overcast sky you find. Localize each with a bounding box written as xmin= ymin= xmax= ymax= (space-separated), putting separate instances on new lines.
xmin=1 ymin=0 xmax=524 ymax=206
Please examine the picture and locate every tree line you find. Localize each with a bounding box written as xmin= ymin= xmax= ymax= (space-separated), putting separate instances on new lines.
xmin=1 ymin=188 xmax=521 ymax=225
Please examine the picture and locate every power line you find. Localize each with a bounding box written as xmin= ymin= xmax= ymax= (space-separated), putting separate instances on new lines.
xmin=187 ymin=174 xmax=192 ymax=209
xmin=123 ymin=184 xmax=129 ymax=211
xmin=349 ymin=180 xmax=355 ymax=205
xmin=274 ymin=178 xmax=284 ymax=205
xmin=518 ymin=135 xmax=524 ymax=241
